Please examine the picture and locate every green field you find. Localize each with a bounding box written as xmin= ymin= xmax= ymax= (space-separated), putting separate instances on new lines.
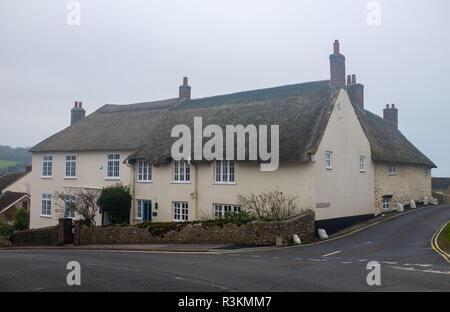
xmin=0 ymin=160 xmax=22 ymax=170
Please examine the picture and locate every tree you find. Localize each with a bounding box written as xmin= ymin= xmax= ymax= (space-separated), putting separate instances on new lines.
xmin=238 ymin=190 xmax=298 ymax=221
xmin=13 ymin=208 xmax=29 ymax=231
xmin=54 ymin=188 xmax=100 ymax=226
xmin=96 ymin=184 xmax=132 ymax=225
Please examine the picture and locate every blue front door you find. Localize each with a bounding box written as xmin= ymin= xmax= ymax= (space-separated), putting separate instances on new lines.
xmin=143 ymin=201 xmax=152 ymax=222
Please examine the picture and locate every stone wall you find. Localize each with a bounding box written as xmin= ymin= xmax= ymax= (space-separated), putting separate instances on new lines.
xmin=75 ymin=210 xmax=315 ymax=246
xmin=13 ymin=225 xmax=59 ymax=246
xmin=373 ymin=162 xmax=431 ymax=215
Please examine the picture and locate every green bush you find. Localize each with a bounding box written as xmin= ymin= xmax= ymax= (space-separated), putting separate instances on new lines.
xmin=0 ymin=220 xmax=14 ymax=241
xmin=97 ymin=184 xmax=132 ymax=225
xmin=13 ymin=208 xmax=29 ymax=231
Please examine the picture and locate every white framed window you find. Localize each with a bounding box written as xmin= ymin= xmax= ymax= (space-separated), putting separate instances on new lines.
xmin=173 ymin=160 xmax=190 ymax=182
xmin=382 ymin=197 xmax=391 ymax=211
xmin=173 ymin=202 xmax=188 ymax=222
xmin=106 ymin=153 xmax=120 ymax=178
xmin=41 ymin=193 xmax=52 ymax=217
xmin=42 ymin=155 xmax=53 ymax=178
xmin=64 ymin=154 xmax=77 ymax=178
xmin=215 ymin=160 xmax=235 ymax=184
xmin=64 ymin=195 xmax=76 ymax=219
xmin=214 ymin=204 xmax=241 ymax=218
xmin=325 ymin=151 xmax=332 ymax=169
xmin=136 ymin=200 xmax=143 ymax=219
xmin=360 ymin=156 xmax=366 ymax=172
xmin=388 ymin=163 xmax=397 ymax=175
xmin=137 ymin=161 xmax=152 ymax=182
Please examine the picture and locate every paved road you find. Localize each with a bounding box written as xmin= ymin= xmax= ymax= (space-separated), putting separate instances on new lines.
xmin=0 ymin=205 xmax=449 ymax=291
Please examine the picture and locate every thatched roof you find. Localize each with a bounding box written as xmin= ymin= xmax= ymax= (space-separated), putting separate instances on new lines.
xmin=30 ymin=80 xmax=435 ymax=167
xmin=354 ymin=104 xmax=436 ymax=168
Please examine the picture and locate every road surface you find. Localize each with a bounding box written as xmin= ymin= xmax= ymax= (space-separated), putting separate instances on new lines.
xmin=0 ymin=205 xmax=449 ymax=291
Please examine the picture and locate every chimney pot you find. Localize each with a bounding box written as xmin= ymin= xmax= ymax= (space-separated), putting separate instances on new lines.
xmin=71 ymin=100 xmax=85 ymax=125
xmin=383 ymin=104 xmax=398 ymax=128
xmin=329 ymin=40 xmax=346 ymax=88
xmin=351 ymin=74 xmax=356 ymax=85
xmin=179 ymin=77 xmax=191 ymax=100
xmin=347 ymin=75 xmax=351 ymax=85
xmin=333 ymin=40 xmax=340 ymax=54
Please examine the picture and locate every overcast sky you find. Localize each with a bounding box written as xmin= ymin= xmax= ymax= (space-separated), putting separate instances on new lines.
xmin=0 ymin=0 xmax=449 ymax=176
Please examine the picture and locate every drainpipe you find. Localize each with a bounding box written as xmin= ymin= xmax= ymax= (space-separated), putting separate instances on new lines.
xmin=188 ymin=157 xmax=198 ymax=220
xmin=127 ymin=161 xmax=136 ymax=225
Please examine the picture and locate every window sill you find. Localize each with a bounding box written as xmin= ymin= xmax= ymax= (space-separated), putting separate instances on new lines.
xmin=388 ymin=173 xmax=397 ymax=176
xmin=105 ymin=177 xmax=121 ymax=180
xmin=137 ymin=181 xmax=152 ymax=183
xmin=41 ymin=176 xmax=52 ymax=179
xmin=326 ymin=168 xmax=333 ymax=170
xmin=360 ymin=170 xmax=366 ymax=173
xmin=214 ymin=182 xmax=236 ymax=185
xmin=40 ymin=215 xmax=52 ymax=218
xmin=171 ymin=181 xmax=191 ymax=184
xmin=64 ymin=177 xmax=77 ymax=180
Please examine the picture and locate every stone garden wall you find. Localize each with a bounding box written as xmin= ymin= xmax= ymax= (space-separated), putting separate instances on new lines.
xmin=13 ymin=225 xmax=59 ymax=246
xmin=75 ymin=210 xmax=315 ymax=246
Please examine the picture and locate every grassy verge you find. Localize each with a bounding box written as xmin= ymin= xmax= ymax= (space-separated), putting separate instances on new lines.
xmin=437 ymin=222 xmax=450 ymax=254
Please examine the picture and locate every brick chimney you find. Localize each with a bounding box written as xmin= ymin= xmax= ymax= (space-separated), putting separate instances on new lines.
xmin=71 ymin=101 xmax=86 ymax=125
xmin=329 ymin=40 xmax=346 ymax=88
xmin=383 ymin=104 xmax=398 ymax=128
xmin=346 ymin=74 xmax=364 ymax=109
xmin=25 ymin=165 xmax=32 ymax=173
xmin=179 ymin=77 xmax=191 ymax=100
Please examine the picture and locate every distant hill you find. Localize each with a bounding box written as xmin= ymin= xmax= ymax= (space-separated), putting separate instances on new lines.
xmin=0 ymin=145 xmax=32 ymax=173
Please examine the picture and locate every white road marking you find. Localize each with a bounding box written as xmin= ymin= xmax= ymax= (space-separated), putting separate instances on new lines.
xmin=403 ymin=263 xmax=433 ymax=267
xmin=358 ymin=259 xmax=368 ymax=262
xmin=307 ymin=258 xmax=327 ymax=262
xmin=32 ymin=287 xmax=45 ymax=291
xmin=341 ymin=261 xmax=352 ymax=264
xmin=389 ymin=266 xmax=450 ymax=275
xmin=322 ymin=250 xmax=342 ymax=257
xmin=382 ymin=261 xmax=398 ymax=265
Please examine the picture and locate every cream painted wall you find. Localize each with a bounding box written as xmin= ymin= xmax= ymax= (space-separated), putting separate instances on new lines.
xmin=133 ymin=161 xmax=315 ymax=223
xmin=4 ymin=171 xmax=31 ymax=194
xmin=29 ymin=151 xmax=133 ymax=229
xmin=373 ymin=162 xmax=431 ymax=215
xmin=313 ymin=89 xmax=375 ymax=220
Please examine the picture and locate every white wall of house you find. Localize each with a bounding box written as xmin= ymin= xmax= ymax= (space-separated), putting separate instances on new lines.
xmin=133 ymin=161 xmax=315 ymax=223
xmin=313 ymin=89 xmax=375 ymax=220
xmin=29 ymin=150 xmax=133 ymax=229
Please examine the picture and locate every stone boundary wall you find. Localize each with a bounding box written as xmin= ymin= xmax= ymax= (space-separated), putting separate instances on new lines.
xmin=75 ymin=210 xmax=315 ymax=246
xmin=13 ymin=225 xmax=59 ymax=246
